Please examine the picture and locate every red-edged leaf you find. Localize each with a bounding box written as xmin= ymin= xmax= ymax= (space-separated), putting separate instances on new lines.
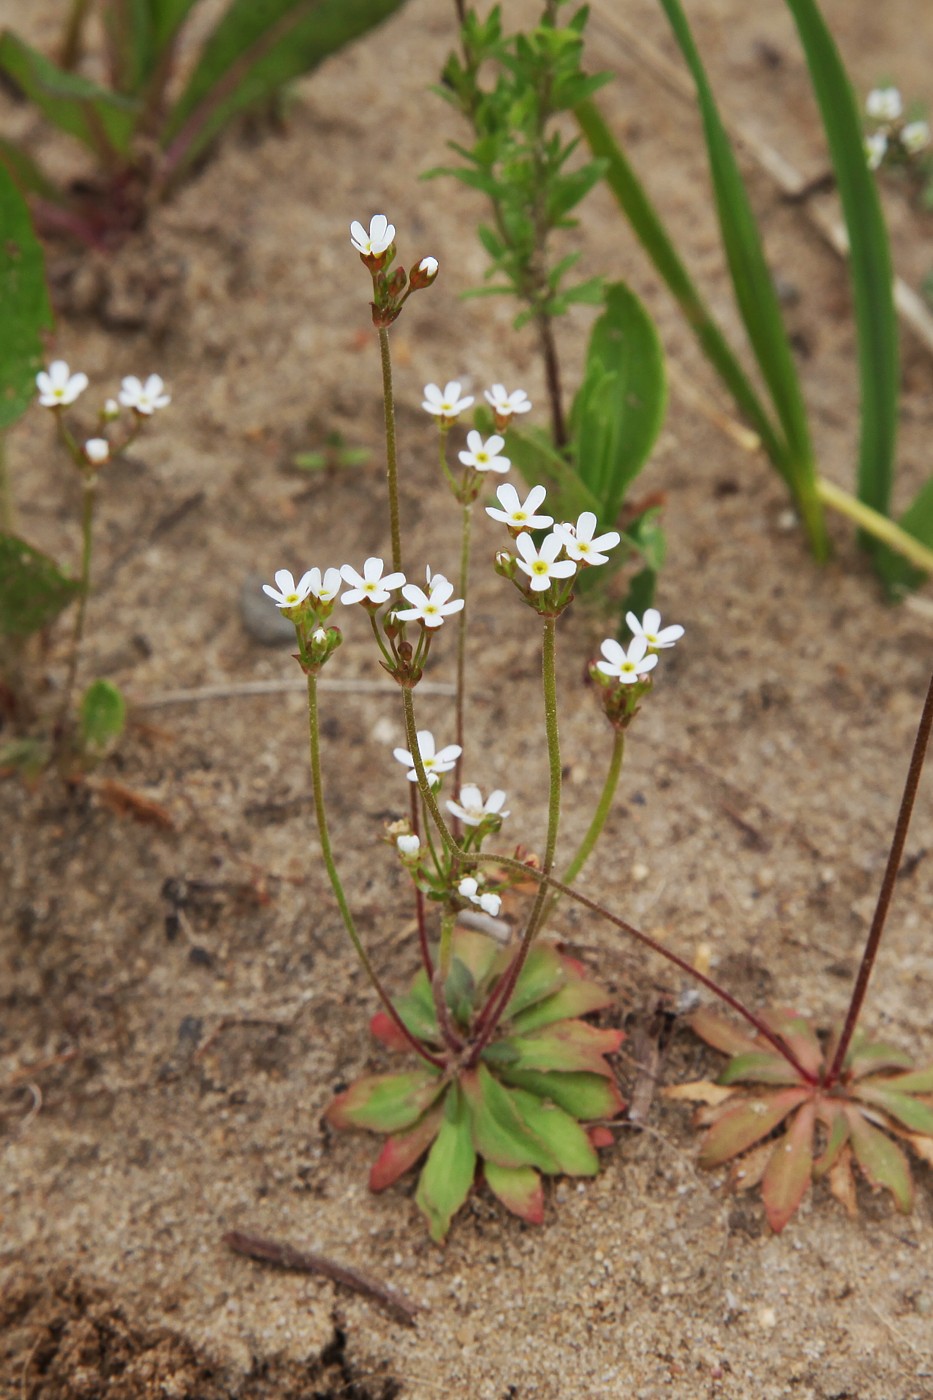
xmin=326 ymin=1068 xmax=445 ymax=1133
xmin=369 ymin=1010 xmax=412 ymax=1052
xmin=850 ymin=1083 xmax=933 ymax=1136
xmin=698 ymin=1087 xmax=810 ymax=1168
xmin=558 ymin=951 xmax=589 ymax=978
xmin=461 ymin=1065 xmax=558 ymax=1172
xmin=758 ymin=1009 xmax=824 ymax=1078
xmin=509 ymin=978 xmax=614 ymax=1034
xmin=718 ymin=1051 xmax=805 ymax=1087
xmin=369 ymin=1102 xmax=445 ymax=1191
xmin=504 ymin=944 xmax=567 ymax=1018
xmin=499 ymin=1067 xmax=625 ymax=1121
xmin=845 ymin=1106 xmax=914 ymax=1212
xmin=505 ymin=1020 xmax=624 ymax=1078
xmin=507 ymin=1086 xmax=599 ymax=1176
xmin=812 ymin=1103 xmax=850 ymax=1179
xmin=729 ymin=1139 xmax=774 ymax=1193
xmin=761 ymin=1100 xmax=816 ymax=1233
xmin=845 ymin=1035 xmax=914 ymax=1080
xmin=587 ymin=1125 xmax=615 ymax=1149
xmin=483 ymin=1161 xmax=544 ymax=1223
xmin=687 ymin=1008 xmax=762 ymax=1058
xmin=869 ymin=1066 xmax=933 ymax=1095
xmin=415 ymin=1082 xmax=476 ymax=1243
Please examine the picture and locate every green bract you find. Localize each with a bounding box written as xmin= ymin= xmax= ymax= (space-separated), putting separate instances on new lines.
xmin=326 ymin=930 xmax=624 ymax=1242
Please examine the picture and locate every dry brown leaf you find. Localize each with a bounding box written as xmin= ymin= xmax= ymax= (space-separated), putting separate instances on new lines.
xmin=662 ymin=1079 xmax=735 ymax=1105
xmin=94 ymin=778 xmax=175 ymax=830
xmin=828 ymin=1145 xmax=858 ymax=1218
xmin=730 ymin=1138 xmax=774 ymax=1193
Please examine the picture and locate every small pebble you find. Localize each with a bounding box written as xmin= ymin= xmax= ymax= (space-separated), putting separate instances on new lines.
xmin=240 ymin=573 xmax=295 ymax=644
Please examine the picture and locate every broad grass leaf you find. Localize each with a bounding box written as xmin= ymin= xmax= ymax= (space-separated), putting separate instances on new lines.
xmin=761 ymin=1100 xmax=816 ymax=1232
xmin=697 ymin=1087 xmax=809 ymax=1168
xmin=0 ymin=533 xmax=80 ymax=638
xmin=0 ymin=167 xmax=53 ymax=432
xmin=845 ymin=1106 xmax=914 ymax=1213
xmin=0 ymin=31 xmax=137 ymax=158
xmin=326 ymin=1068 xmax=444 ymax=1133
xmin=369 ymin=1101 xmax=444 ymax=1192
xmin=415 ymin=1082 xmax=476 ymax=1242
xmin=483 ymin=1161 xmax=544 ymax=1223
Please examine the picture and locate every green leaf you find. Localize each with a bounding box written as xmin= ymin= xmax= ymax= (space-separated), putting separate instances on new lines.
xmin=761 ymin=1100 xmax=815 ymax=1233
xmin=504 ymin=423 xmax=601 ymax=519
xmin=508 ymin=978 xmax=613 ymax=1034
xmin=0 ymin=533 xmax=80 ymax=638
xmin=326 ymin=1067 xmax=444 ymax=1133
xmin=846 ymin=1106 xmax=914 ymax=1212
xmin=0 ymin=31 xmax=138 ymax=159
xmin=784 ymin=0 xmax=899 ymax=548
xmin=151 ymin=0 xmax=201 ymax=50
xmin=870 ymin=1066 xmax=933 ymax=1095
xmin=758 ymin=1009 xmax=824 ymax=1078
xmin=656 ymin=0 xmax=826 ymax=558
xmin=415 ymin=1082 xmax=476 ymax=1242
xmin=698 ymin=1087 xmax=810 ymax=1168
xmin=0 ymin=135 xmax=65 ymax=205
xmin=462 ymin=1065 xmax=558 ymax=1172
xmin=505 ymin=1019 xmax=623 ymax=1077
xmin=483 ymin=1161 xmax=544 ymax=1223
xmin=0 ymin=165 xmax=53 ymax=432
xmin=812 ymin=1104 xmax=849 ymax=1179
xmin=499 ymin=1067 xmax=625 ymax=1121
xmin=852 ymin=1084 xmax=933 ymax=1136
xmin=79 ymin=678 xmax=126 ymax=753
xmin=506 ymin=1086 xmax=599 ymax=1175
xmin=163 ymin=0 xmax=410 ymax=178
xmin=873 ymin=477 xmax=933 ymax=595
xmin=845 ymin=1036 xmax=914 ymax=1080
xmin=687 ymin=1008 xmax=762 ymax=1059
xmin=570 ymin=281 xmax=667 ymax=522
xmin=449 ymin=927 xmax=507 ymax=992
xmin=369 ymin=1101 xmax=444 ymax=1191
xmin=504 ymin=943 xmax=566 ymax=1019
xmin=718 ymin=1051 xmax=806 ymax=1087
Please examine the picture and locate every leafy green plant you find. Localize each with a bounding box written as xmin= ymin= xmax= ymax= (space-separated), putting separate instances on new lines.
xmin=575 ymin=0 xmax=933 ymax=593
xmin=0 ymin=0 xmax=410 ymax=246
xmin=430 ymin=2 xmax=668 ymax=615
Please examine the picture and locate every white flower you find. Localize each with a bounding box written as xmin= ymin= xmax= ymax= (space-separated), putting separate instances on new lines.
xmin=422 ymin=380 xmax=474 ymax=420
xmin=262 ymin=568 xmax=316 ymax=608
xmin=393 ymin=730 xmax=462 ymax=787
xmin=349 ymin=214 xmax=395 ymax=256
xmin=312 ymin=627 xmax=328 ymax=645
xmin=419 ymin=256 xmax=438 ymax=277
xmin=103 ymin=398 xmax=120 ymax=420
xmin=554 ymin=511 xmax=621 ymax=566
xmin=446 ymin=784 xmax=509 ymax=827
xmin=514 ymin=530 xmax=577 ymax=591
xmin=901 ymin=120 xmax=930 ymax=155
xmin=865 ymin=132 xmax=888 ymax=170
xmin=626 ymin=607 xmax=684 ymax=649
xmin=485 ymin=482 xmax=553 ymax=531
xmin=396 ymin=574 xmax=464 ymax=628
xmin=866 ymin=86 xmax=903 ymax=123
xmin=397 ymin=833 xmax=421 ymax=857
xmin=340 ymin=557 xmax=406 ymax=605
xmin=596 ymin=635 xmax=658 ymax=684
xmin=84 ymin=438 xmax=110 ymax=465
xmin=36 ymin=360 xmax=88 ymax=407
xmin=307 ymin=566 xmax=342 ymax=603
xmin=119 ymin=374 xmax=170 ymax=414
xmin=458 ymin=876 xmax=501 ymax=918
xmin=484 ymin=384 xmax=532 ymax=418
xmin=458 ymin=430 xmax=510 ymax=474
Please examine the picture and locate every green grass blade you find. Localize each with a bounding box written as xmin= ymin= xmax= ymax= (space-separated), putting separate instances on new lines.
xmin=656 ymin=0 xmax=827 ymax=559
xmin=0 ymin=30 xmax=138 ymax=159
xmin=574 ymin=97 xmax=787 ymax=475
xmin=783 ymin=0 xmax=899 ymax=549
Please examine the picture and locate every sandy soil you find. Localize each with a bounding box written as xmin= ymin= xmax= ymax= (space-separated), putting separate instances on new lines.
xmin=2 ymin=1 xmax=933 ymax=1396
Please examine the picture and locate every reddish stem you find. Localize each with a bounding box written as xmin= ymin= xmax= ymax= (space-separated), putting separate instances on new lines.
xmin=409 ymin=786 xmax=433 ymax=980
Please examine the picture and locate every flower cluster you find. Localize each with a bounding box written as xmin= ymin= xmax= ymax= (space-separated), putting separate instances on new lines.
xmin=591 ymin=608 xmax=684 ymax=729
xmin=484 ymin=482 xmax=620 ymax=612
xmin=36 ymin=360 xmax=170 ymax=471
xmin=864 ymin=87 xmax=930 ymax=170
xmin=349 ymin=213 xmax=438 ymax=325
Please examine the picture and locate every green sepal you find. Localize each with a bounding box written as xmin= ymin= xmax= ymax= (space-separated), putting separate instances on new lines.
xmin=326 ymin=1067 xmax=444 ymax=1134
xmin=415 ymin=1082 xmax=477 ymax=1243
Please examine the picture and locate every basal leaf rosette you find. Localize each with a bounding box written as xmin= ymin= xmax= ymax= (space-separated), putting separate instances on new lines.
xmin=668 ymin=1007 xmax=933 ymax=1233
xmin=325 ymin=931 xmax=625 ymax=1241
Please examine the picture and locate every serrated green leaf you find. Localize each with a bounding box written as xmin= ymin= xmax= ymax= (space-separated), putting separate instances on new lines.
xmin=326 ymin=1067 xmax=444 ymax=1133
xmin=506 ymin=1085 xmax=599 ymax=1175
xmin=483 ymin=1160 xmax=544 ymax=1223
xmin=369 ymin=1101 xmax=444 ymax=1191
xmin=0 ymin=31 xmax=138 ymax=158
xmin=718 ymin=1051 xmax=805 ymax=1087
xmin=698 ymin=1087 xmax=810 ymax=1168
xmin=0 ymin=165 xmax=53 ymax=431
xmin=415 ymin=1082 xmax=476 ymax=1242
xmin=462 ymin=1064 xmax=558 ymax=1172
xmin=570 ymin=281 xmax=667 ymax=522
xmin=79 ymin=678 xmax=126 ymax=753
xmin=846 ymin=1105 xmax=914 ymax=1212
xmin=761 ymin=1100 xmax=815 ymax=1233
xmin=0 ymin=533 xmax=80 ymax=638
xmin=499 ymin=1066 xmax=625 ymax=1121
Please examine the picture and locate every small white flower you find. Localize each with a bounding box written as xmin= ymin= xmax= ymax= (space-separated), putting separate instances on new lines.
xmin=554 ymin=511 xmax=621 ymax=566
xmin=119 ymin=374 xmax=170 ymax=414
xmin=458 ymin=430 xmax=510 ymax=474
xmin=349 ymin=213 xmax=395 ymax=256
xmin=84 ymin=438 xmax=110 ymax=465
xmin=486 ymin=482 xmax=553 ymax=531
xmin=866 ymin=86 xmax=903 ymax=123
xmin=103 ymin=398 xmax=120 ymax=419
xmin=865 ymin=132 xmax=888 ymax=170
xmin=484 ymin=384 xmax=532 ymax=418
xmin=340 ymin=557 xmax=406 ymax=605
xmin=393 ymin=730 xmax=462 ymax=787
xmin=626 ymin=607 xmax=684 ymax=650
xmin=514 ymin=530 xmax=577 ymax=591
xmin=312 ymin=627 xmax=328 ymax=645
xmin=396 ymin=573 xmax=464 ymax=628
xmin=458 ymin=876 xmax=502 ymax=918
xmin=36 ymin=360 xmax=88 ymax=407
xmin=901 ymin=120 xmax=930 ymax=155
xmin=262 ymin=568 xmax=316 ymax=609
xmin=446 ymin=784 xmax=509 ymax=827
xmin=596 ymin=635 xmax=658 ymax=684
xmin=397 ymin=833 xmax=421 ymax=857
xmin=307 ymin=566 xmax=342 ymax=603
xmin=419 ymin=256 xmax=438 ymax=277
xmin=422 ymin=380 xmax=474 ymax=420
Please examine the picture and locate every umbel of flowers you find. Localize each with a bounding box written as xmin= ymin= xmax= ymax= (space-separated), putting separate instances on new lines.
xmin=261 ymin=214 xmax=685 ymax=1241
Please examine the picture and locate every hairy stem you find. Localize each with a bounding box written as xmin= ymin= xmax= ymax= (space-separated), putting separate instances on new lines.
xmin=409 ymin=785 xmax=433 ymax=980
xmin=453 ymin=500 xmax=473 ymax=802
xmin=379 ymin=327 xmax=403 ymax=574
xmin=558 ymin=728 xmax=625 ymax=891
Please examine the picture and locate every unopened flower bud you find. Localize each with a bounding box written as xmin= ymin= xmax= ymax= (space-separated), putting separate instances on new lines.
xmin=410 ymin=256 xmax=439 ymax=290
xmin=494 ymin=550 xmax=517 ymax=580
xmin=102 ymin=398 xmax=120 ymax=421
xmin=397 ymin=833 xmax=421 ymax=858
xmin=84 ymin=438 xmax=110 ymax=465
